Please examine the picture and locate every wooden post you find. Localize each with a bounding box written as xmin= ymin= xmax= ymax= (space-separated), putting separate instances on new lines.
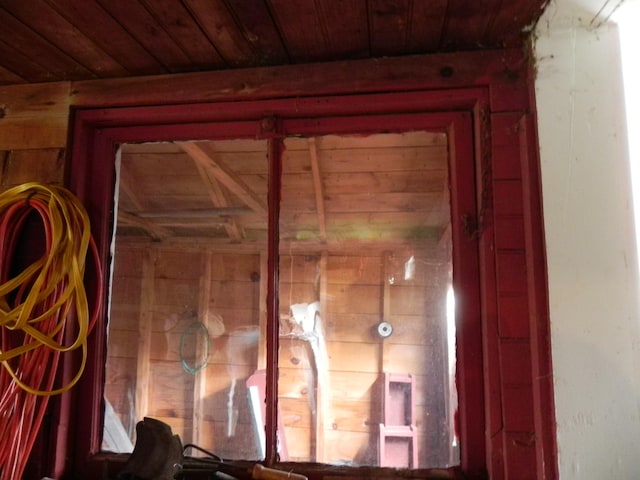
xmin=314 ymin=252 xmax=328 ymax=462
xmin=135 ymin=247 xmax=156 ymax=422
xmin=258 ymin=251 xmax=268 ymax=370
xmin=380 ymin=251 xmax=393 ymax=374
xmin=192 ymin=251 xmax=213 ymax=450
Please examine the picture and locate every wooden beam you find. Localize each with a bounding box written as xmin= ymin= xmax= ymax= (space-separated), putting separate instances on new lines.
xmin=308 ymin=137 xmax=327 ymax=241
xmin=117 ymin=211 xmax=171 ymax=241
xmin=177 ymin=141 xmax=267 ymax=217
xmin=134 ymin=207 xmax=252 ymax=218
xmin=315 ymin=252 xmax=328 ymax=462
xmin=68 ymin=49 xmax=526 ymax=110
xmin=134 ymin=248 xmax=156 ymax=422
xmin=116 ymin=235 xmax=440 ymax=255
xmin=192 ymin=251 xmax=213 ymax=450
xmin=257 ymin=251 xmax=268 ymax=370
xmin=184 ymin=143 xmax=243 ymax=240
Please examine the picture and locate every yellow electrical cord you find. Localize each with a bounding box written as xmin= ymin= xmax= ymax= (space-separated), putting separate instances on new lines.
xmin=0 ymin=182 xmax=100 ymax=396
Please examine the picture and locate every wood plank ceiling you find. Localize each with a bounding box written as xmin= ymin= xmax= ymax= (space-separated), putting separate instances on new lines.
xmin=117 ymin=132 xmax=450 ymax=251
xmin=0 ymin=0 xmax=548 ymax=86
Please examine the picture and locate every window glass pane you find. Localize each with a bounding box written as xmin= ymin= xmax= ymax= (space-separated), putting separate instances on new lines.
xmin=102 ymin=139 xmax=269 ymax=460
xmin=278 ymin=132 xmax=458 ymax=468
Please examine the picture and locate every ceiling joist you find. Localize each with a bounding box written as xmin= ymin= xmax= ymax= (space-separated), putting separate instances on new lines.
xmin=177 ymin=141 xmax=267 ymax=218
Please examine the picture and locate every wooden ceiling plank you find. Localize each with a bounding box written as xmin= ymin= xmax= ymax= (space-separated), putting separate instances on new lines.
xmin=0 ymin=65 xmax=27 ymax=85
xmin=223 ymin=0 xmax=290 ymax=65
xmin=440 ymin=0 xmax=503 ymax=50
xmin=183 ymin=0 xmax=256 ymax=67
xmin=308 ymin=138 xmax=327 ymax=241
xmin=139 ymin=0 xmax=225 ymax=69
xmin=45 ymin=0 xmax=167 ymax=75
xmin=0 ymin=7 xmax=96 ymax=81
xmin=0 ymin=39 xmax=56 ymax=82
xmin=406 ymin=0 xmax=448 ymax=53
xmin=368 ymin=0 xmax=412 ymax=57
xmin=1 ymin=0 xmax=129 ymax=78
xmin=315 ymin=0 xmax=369 ymax=59
xmin=484 ymin=0 xmax=548 ymax=47
xmin=267 ymin=0 xmax=326 ymax=63
xmin=95 ymin=0 xmax=195 ymax=73
xmin=177 ymin=141 xmax=268 ymax=216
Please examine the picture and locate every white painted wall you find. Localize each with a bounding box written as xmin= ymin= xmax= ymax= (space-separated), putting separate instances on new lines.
xmin=534 ymin=1 xmax=640 ymax=477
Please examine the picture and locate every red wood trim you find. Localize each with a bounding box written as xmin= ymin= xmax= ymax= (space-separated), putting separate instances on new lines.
xmin=446 ymin=113 xmax=486 ymax=476
xmin=520 ymin=112 xmax=558 ymax=480
xmin=60 ymin=81 xmax=556 ymax=479
xmin=265 ymin=128 xmax=283 ymax=466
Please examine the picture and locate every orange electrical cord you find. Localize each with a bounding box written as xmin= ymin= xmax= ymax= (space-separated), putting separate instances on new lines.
xmin=0 ymin=183 xmax=102 ymax=479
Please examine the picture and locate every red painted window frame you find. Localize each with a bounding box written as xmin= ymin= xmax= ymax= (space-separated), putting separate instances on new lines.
xmin=49 ymin=78 xmax=556 ymax=480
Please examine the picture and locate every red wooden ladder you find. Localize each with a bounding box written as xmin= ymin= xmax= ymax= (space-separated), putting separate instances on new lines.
xmin=379 ymin=372 xmax=418 ymax=468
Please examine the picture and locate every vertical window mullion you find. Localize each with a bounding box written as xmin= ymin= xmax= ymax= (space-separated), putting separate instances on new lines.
xmin=265 ymin=127 xmax=283 ymax=465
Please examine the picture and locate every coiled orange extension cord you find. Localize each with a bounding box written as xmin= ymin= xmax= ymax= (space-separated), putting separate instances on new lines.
xmin=0 ymin=183 xmax=102 ymax=479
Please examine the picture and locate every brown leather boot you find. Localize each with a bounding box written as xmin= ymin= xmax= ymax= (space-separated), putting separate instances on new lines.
xmin=118 ymin=417 xmax=183 ymax=480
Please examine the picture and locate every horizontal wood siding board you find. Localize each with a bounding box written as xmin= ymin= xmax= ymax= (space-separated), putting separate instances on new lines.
xmin=0 ymin=82 xmax=71 ymax=149
xmin=1 ymin=148 xmax=65 ymax=186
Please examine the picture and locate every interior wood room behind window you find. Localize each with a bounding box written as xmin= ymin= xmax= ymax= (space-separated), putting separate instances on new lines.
xmin=100 ymin=112 xmax=473 ymax=475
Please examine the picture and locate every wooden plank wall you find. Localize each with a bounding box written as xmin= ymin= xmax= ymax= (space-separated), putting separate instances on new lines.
xmin=0 ymin=83 xmax=69 ymax=188
xmin=107 ymin=245 xmax=264 ymax=458
xmin=278 ymin=249 xmax=451 ymax=466
xmin=105 ymin=244 xmax=452 ymax=467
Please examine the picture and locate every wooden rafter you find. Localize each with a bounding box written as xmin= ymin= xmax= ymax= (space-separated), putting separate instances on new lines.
xmin=117 ymin=210 xmax=171 ymax=241
xmin=308 ymin=137 xmax=327 ymax=241
xmin=176 ymin=141 xmax=267 ymax=217
xmin=178 ymin=142 xmax=244 ymax=240
xmin=134 ymin=208 xmax=251 ymax=218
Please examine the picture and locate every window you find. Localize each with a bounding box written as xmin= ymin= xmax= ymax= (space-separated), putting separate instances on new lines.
xmin=67 ymin=93 xmax=489 ymax=478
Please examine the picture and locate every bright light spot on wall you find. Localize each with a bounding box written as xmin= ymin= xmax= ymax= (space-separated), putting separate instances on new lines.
xmin=614 ymin=0 xmax=640 ymax=268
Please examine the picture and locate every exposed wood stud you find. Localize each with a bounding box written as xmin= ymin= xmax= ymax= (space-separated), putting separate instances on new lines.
xmin=307 ymin=137 xmax=327 ymax=241
xmin=192 ymin=251 xmax=213 ymax=448
xmin=134 ymin=248 xmax=157 ymax=422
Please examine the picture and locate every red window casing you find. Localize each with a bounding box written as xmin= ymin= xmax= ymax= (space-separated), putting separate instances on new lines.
xmin=32 ymin=53 xmax=556 ymax=480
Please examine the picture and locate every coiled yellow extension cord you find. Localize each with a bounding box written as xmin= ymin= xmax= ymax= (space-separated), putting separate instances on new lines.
xmin=0 ymin=182 xmax=102 ymax=479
